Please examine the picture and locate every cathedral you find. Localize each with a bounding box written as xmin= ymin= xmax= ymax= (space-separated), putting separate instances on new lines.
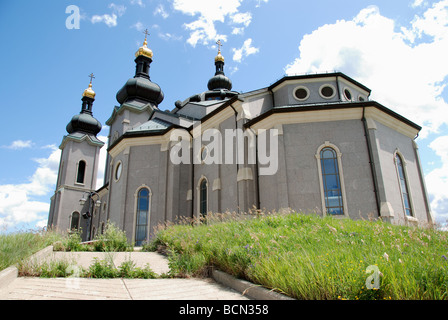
xmin=47 ymin=33 xmax=434 ymax=244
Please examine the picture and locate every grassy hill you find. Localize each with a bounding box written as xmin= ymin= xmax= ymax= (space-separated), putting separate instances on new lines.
xmin=147 ymin=211 xmax=448 ymax=300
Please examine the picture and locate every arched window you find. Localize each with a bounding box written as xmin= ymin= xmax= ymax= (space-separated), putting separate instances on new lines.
xmin=70 ymin=212 xmax=80 ymax=231
xmin=395 ymin=154 xmax=413 ymax=217
xmin=76 ymin=160 xmax=86 ymax=184
xmin=135 ymin=187 xmax=150 ymax=246
xmin=318 ymin=146 xmax=345 ymax=215
xmin=199 ymin=179 xmax=208 ymax=216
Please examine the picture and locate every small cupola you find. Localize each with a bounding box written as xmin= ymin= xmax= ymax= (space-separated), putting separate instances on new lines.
xmin=116 ymin=29 xmax=164 ymax=106
xmin=66 ymin=74 xmax=102 ymax=135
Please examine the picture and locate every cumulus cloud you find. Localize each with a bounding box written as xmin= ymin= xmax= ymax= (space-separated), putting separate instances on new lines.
xmin=0 ymin=146 xmax=60 ymax=231
xmin=96 ymin=135 xmax=108 ymax=188
xmin=0 ymin=135 xmax=108 ymax=232
xmin=426 ymin=135 xmax=448 ymax=224
xmin=172 ymin=0 xmax=254 ymax=47
xmin=232 ymin=38 xmax=259 ymax=62
xmin=130 ymin=0 xmax=145 ymax=7
xmin=284 ymin=3 xmax=448 ymax=138
xmin=3 ymin=140 xmax=33 ymax=150
xmin=154 ymin=4 xmax=169 ymax=19
xmin=91 ymin=13 xmax=118 ymax=27
xmin=91 ymin=3 xmax=126 ymax=27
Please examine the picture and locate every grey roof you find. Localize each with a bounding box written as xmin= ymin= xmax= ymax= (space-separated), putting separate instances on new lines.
xmin=128 ymin=117 xmax=172 ymax=133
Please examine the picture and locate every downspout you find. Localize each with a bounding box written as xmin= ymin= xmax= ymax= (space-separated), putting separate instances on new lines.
xmin=229 ymin=104 xmax=241 ymax=213
xmin=362 ymin=107 xmax=381 ymax=217
xmin=335 ymin=75 xmax=341 ymax=101
xmin=188 ymin=129 xmax=194 ymax=219
xmin=269 ymin=88 xmax=276 ymax=108
xmin=248 ymin=126 xmax=261 ymax=210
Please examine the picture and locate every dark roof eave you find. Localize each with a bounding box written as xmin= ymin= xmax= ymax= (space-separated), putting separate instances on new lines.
xmin=243 ymin=101 xmax=421 ymax=131
xmin=107 ymin=123 xmax=187 ymax=152
xmin=268 ymin=72 xmax=372 ymax=94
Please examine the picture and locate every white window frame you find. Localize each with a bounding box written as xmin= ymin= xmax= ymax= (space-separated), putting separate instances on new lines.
xmin=319 ymin=84 xmax=337 ymax=100
xmin=133 ymin=185 xmax=152 ymax=245
xmin=197 ymin=175 xmax=209 ymax=217
xmin=393 ymin=149 xmax=416 ymax=220
xmin=315 ymin=141 xmax=349 ymax=217
xmin=293 ymin=85 xmax=310 ymax=102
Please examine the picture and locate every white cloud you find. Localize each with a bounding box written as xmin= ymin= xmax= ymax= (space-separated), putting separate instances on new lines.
xmin=91 ymin=3 xmax=126 ymax=27
xmin=158 ymin=32 xmax=183 ymax=41
xmin=411 ymin=0 xmax=425 ymax=8
xmin=154 ymin=4 xmax=169 ymax=19
xmin=284 ymin=3 xmax=448 ymax=138
xmin=4 ymin=140 xmax=33 ymax=150
xmin=132 ymin=21 xmax=145 ymax=32
xmin=232 ymin=38 xmax=259 ymax=62
xmin=91 ymin=13 xmax=118 ymax=27
xmin=96 ymin=135 xmax=108 ymax=188
xmin=230 ymin=12 xmax=252 ymax=27
xmin=232 ymin=27 xmax=244 ymax=35
xmin=172 ymin=0 xmax=253 ymax=47
xmin=426 ymin=135 xmax=448 ymax=224
xmin=0 ymin=146 xmax=61 ymax=231
xmin=130 ymin=0 xmax=145 ymax=7
xmin=109 ymin=3 xmax=126 ymax=16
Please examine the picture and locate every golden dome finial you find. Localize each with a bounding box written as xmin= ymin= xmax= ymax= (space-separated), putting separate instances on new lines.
xmin=82 ymin=73 xmax=96 ymax=99
xmin=215 ymin=39 xmax=225 ymax=62
xmin=135 ymin=29 xmax=153 ymax=59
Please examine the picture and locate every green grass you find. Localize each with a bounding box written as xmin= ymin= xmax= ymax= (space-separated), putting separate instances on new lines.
xmin=1 ymin=221 xmax=131 ymax=273
xmin=0 ymin=230 xmax=63 ymax=272
xmin=146 ymin=211 xmax=448 ymax=300
xmin=18 ymin=256 xmax=158 ymax=279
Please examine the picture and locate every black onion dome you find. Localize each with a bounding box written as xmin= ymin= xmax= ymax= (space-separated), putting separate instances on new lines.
xmin=207 ymin=74 xmax=232 ymax=91
xmin=67 ymin=113 xmax=102 ymax=135
xmin=116 ymin=77 xmax=164 ymax=105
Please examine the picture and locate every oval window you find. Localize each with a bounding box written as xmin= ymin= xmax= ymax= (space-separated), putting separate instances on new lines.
xmin=320 ymin=85 xmax=335 ymax=98
xmin=294 ymin=87 xmax=309 ymax=101
xmin=201 ymin=146 xmax=208 ymax=162
xmin=115 ymin=162 xmax=122 ymax=181
xmin=344 ymin=88 xmax=352 ymax=100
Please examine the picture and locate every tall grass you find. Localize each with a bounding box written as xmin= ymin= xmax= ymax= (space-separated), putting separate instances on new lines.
xmin=0 ymin=230 xmax=62 ymax=272
xmin=147 ymin=211 xmax=448 ymax=300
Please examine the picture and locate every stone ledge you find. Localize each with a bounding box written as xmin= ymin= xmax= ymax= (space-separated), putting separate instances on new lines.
xmin=0 ymin=245 xmax=54 ymax=290
xmin=0 ymin=266 xmax=18 ymax=289
xmin=211 ymin=269 xmax=295 ymax=300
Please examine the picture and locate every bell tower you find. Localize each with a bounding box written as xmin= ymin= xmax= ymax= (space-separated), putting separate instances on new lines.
xmin=48 ymin=75 xmax=104 ymax=240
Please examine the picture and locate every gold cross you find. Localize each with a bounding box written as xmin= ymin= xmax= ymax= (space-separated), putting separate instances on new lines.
xmin=88 ymin=73 xmax=95 ymax=84
xmin=216 ymin=39 xmax=223 ymax=53
xmin=143 ymin=29 xmax=150 ymax=39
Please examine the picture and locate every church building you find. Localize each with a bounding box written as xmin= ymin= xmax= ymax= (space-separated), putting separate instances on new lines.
xmin=47 ymin=34 xmax=433 ymax=244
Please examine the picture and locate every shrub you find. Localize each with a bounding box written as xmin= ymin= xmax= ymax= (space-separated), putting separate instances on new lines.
xmin=93 ymin=222 xmax=132 ymax=252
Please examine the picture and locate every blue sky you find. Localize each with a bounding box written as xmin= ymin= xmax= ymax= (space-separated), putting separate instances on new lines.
xmin=0 ymin=0 xmax=447 ymax=232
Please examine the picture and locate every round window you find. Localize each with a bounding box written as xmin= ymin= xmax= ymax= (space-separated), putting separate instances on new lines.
xmin=320 ymin=85 xmax=335 ymax=98
xmin=358 ymin=95 xmax=366 ymax=102
xmin=294 ymin=87 xmax=309 ymax=101
xmin=115 ymin=162 xmax=122 ymax=181
xmin=344 ymin=88 xmax=352 ymax=100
